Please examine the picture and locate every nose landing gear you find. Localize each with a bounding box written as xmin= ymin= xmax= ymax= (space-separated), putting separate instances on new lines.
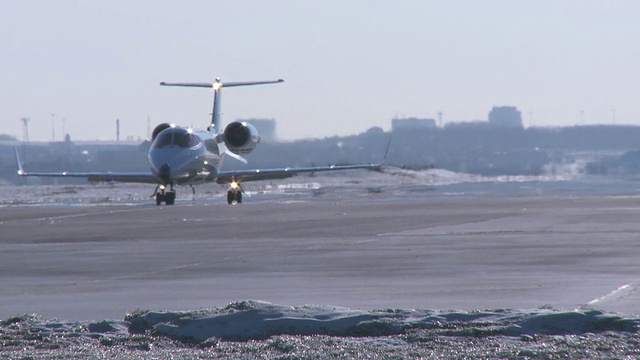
xmin=227 ymin=180 xmax=243 ymax=204
xmin=153 ymin=184 xmax=176 ymax=205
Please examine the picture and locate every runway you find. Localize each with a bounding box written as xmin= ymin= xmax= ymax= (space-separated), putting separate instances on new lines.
xmin=3 ymin=184 xmax=640 ymax=321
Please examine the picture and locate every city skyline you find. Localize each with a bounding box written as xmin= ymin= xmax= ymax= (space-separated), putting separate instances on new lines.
xmin=2 ymin=1 xmax=639 ymax=141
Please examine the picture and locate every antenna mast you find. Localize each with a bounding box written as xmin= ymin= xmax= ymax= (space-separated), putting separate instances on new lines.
xmin=21 ymin=117 xmax=30 ymax=142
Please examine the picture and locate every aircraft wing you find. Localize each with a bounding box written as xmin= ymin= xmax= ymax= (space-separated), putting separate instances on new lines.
xmin=17 ymin=170 xmax=159 ymax=183
xmin=216 ymin=163 xmax=381 ymax=184
xmin=14 ymin=147 xmax=158 ymax=183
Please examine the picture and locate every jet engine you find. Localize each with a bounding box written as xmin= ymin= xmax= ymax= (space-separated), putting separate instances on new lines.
xmin=151 ymin=123 xmax=172 ymax=141
xmin=223 ymin=121 xmax=259 ymax=155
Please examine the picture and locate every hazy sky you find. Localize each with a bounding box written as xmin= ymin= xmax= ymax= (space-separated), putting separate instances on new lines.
xmin=2 ymin=1 xmax=640 ymax=141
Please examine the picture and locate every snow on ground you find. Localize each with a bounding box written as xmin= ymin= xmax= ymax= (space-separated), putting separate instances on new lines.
xmin=127 ymin=301 xmax=640 ymax=341
xmin=3 ymin=301 xmax=640 ymax=358
xmin=5 ymin=300 xmax=639 ymax=342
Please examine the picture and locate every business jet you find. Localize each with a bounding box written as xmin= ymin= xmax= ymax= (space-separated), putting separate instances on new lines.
xmin=16 ymin=77 xmax=381 ymax=205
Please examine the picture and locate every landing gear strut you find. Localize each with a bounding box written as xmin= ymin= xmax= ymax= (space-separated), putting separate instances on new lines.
xmin=154 ymin=184 xmax=176 ymax=205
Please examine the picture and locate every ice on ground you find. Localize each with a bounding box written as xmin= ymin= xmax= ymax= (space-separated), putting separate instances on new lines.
xmin=5 ymin=300 xmax=638 ymax=344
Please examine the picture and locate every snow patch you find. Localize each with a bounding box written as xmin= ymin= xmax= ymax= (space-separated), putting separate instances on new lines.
xmin=7 ymin=301 xmax=639 ymax=344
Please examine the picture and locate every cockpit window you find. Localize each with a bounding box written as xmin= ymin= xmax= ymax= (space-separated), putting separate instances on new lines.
xmin=153 ymin=131 xmax=173 ymax=148
xmin=151 ymin=128 xmax=201 ymax=149
xmin=175 ymin=130 xmax=200 ymax=148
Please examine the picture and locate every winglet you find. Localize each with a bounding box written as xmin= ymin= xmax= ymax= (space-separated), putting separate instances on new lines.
xmin=14 ymin=146 xmax=25 ymax=176
xmin=382 ymin=135 xmax=392 ymax=164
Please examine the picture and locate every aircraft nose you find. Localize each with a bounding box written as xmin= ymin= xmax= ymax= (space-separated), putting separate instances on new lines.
xmin=158 ymin=164 xmax=171 ymax=182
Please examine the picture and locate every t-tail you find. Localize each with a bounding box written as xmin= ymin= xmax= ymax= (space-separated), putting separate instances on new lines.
xmin=159 ymin=77 xmax=285 ymax=133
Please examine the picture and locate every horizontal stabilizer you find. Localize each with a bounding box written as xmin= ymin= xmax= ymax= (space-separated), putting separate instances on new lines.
xmin=159 ymin=79 xmax=284 ymax=88
xmin=160 ymin=77 xmax=285 ymax=134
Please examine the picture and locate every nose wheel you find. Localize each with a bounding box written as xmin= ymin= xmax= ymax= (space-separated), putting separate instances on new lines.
xmin=154 ymin=184 xmax=176 ymax=205
xmin=227 ymin=189 xmax=242 ymax=204
xmin=227 ymin=180 xmax=243 ymax=204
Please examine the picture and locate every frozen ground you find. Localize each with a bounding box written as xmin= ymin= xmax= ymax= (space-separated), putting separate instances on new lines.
xmin=3 ymin=167 xmax=640 ymax=358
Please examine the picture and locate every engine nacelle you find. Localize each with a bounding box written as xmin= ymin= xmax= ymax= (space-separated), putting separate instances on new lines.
xmin=151 ymin=123 xmax=172 ymax=141
xmin=223 ymin=121 xmax=260 ymax=155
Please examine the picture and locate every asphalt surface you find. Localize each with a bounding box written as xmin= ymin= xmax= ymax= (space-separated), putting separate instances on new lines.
xmin=3 ymin=191 xmax=640 ymax=321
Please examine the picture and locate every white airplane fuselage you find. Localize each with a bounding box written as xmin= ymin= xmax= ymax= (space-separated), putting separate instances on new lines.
xmin=148 ymin=126 xmax=221 ymax=186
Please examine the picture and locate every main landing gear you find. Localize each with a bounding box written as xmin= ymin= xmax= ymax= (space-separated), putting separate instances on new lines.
xmin=227 ymin=181 xmax=243 ymax=204
xmin=154 ymin=184 xmax=176 ymax=205
xmin=152 ymin=182 xmax=242 ymax=205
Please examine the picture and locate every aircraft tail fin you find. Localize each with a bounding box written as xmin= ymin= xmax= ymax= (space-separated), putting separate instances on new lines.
xmin=160 ymin=78 xmax=284 ymax=133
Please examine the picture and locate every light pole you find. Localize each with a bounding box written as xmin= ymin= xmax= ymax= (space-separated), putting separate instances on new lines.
xmin=612 ymin=109 xmax=616 ymax=125
xmin=51 ymin=113 xmax=55 ymax=142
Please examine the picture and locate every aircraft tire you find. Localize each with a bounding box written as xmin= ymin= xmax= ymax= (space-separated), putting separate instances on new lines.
xmin=156 ymin=193 xmax=163 ymax=206
xmin=227 ymin=191 xmax=234 ymax=205
xmin=236 ymin=191 xmax=242 ymax=204
xmin=165 ymin=192 xmax=176 ymax=205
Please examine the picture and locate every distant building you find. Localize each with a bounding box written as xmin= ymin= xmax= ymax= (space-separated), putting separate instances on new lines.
xmin=391 ymin=117 xmax=437 ymax=132
xmin=445 ymin=121 xmax=488 ymax=130
xmin=488 ymin=106 xmax=523 ymax=128
xmin=237 ymin=118 xmax=277 ymax=142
